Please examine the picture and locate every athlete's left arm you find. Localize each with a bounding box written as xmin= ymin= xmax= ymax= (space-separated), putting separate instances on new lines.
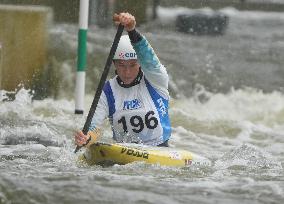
xmin=128 ymin=30 xmax=169 ymax=99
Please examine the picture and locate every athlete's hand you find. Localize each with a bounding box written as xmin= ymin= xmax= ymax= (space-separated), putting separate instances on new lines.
xmin=75 ymin=129 xmax=100 ymax=148
xmin=75 ymin=131 xmax=90 ymax=147
xmin=113 ymin=12 xmax=136 ymax=31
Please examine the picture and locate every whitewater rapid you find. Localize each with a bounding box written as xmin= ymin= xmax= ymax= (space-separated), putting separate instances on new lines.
xmin=0 ymin=87 xmax=283 ymax=203
xmin=1 ymin=7 xmax=284 ymax=204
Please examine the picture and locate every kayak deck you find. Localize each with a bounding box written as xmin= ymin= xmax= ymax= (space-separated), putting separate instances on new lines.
xmin=78 ymin=142 xmax=201 ymax=167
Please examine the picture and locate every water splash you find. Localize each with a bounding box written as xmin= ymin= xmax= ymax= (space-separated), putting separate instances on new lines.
xmin=214 ymin=143 xmax=282 ymax=170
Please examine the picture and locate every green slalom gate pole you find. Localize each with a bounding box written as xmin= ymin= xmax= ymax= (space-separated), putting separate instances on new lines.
xmin=75 ymin=0 xmax=89 ymax=114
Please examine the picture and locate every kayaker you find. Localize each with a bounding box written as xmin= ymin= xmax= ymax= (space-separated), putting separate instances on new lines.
xmin=75 ymin=12 xmax=171 ymax=148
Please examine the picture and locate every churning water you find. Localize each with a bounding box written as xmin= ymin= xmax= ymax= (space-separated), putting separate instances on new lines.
xmin=1 ymin=8 xmax=284 ymax=204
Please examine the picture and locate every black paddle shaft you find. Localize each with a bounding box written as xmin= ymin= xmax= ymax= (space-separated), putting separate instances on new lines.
xmin=74 ymin=24 xmax=124 ymax=153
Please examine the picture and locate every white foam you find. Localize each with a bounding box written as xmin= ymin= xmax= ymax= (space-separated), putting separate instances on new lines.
xmin=171 ymin=88 xmax=284 ymax=123
xmin=214 ymin=143 xmax=282 ymax=170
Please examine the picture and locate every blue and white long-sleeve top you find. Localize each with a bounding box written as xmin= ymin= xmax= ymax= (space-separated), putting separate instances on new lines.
xmin=90 ymin=30 xmax=171 ymax=146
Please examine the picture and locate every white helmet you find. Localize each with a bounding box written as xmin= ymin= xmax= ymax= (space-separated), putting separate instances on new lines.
xmin=113 ymin=35 xmax=137 ymax=60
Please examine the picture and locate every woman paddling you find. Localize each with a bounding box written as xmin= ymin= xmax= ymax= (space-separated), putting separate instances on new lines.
xmin=75 ymin=12 xmax=171 ymax=148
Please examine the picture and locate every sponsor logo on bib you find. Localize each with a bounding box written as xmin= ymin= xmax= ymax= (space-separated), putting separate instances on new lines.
xmin=157 ymin=98 xmax=167 ymax=117
xmin=123 ymin=99 xmax=142 ymax=110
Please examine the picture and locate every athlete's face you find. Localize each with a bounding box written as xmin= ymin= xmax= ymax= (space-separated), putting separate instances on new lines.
xmin=114 ymin=59 xmax=140 ymax=85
